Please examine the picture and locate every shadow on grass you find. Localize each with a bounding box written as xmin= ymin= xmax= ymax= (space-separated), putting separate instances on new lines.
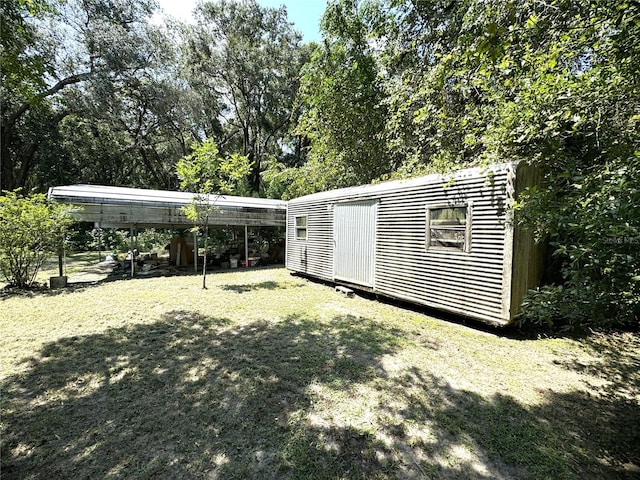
xmin=0 ymin=265 xmax=288 ymax=299
xmin=1 ymin=312 xmax=638 ymax=479
xmin=389 ymin=367 xmax=640 ymax=479
xmin=0 ymin=311 xmax=403 ymax=479
xmin=219 ymin=281 xmax=296 ymax=293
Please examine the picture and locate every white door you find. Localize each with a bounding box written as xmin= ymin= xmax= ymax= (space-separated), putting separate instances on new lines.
xmin=333 ymin=201 xmax=377 ymax=287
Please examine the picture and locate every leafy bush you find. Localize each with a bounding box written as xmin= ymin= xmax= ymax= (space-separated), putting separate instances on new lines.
xmin=517 ymin=157 xmax=640 ymax=331
xmin=0 ymin=191 xmax=74 ymax=288
xmin=135 ymin=229 xmax=173 ymax=252
xmin=87 ymin=228 xmax=130 ymax=253
xmin=71 ymin=228 xmax=173 ymax=253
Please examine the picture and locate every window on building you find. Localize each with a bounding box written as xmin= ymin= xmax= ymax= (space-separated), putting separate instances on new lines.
xmin=426 ymin=203 xmax=472 ymax=252
xmin=295 ymin=216 xmax=307 ymax=240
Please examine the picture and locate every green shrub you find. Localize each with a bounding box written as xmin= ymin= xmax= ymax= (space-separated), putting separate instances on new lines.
xmin=0 ymin=191 xmax=74 ymax=288
xmin=516 ymin=158 xmax=640 ymax=332
xmin=135 ymin=229 xmax=173 ymax=252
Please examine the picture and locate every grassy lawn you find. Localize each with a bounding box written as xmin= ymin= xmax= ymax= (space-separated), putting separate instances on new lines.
xmin=1 ymin=254 xmax=639 ymax=479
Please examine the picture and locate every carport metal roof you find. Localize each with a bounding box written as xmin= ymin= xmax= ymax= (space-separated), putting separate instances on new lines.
xmin=48 ymin=184 xmax=286 ymax=229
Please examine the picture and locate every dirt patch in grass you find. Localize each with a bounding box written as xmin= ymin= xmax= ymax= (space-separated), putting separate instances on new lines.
xmin=1 ymin=261 xmax=638 ymax=479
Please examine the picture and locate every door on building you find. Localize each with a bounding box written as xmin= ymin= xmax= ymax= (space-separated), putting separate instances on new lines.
xmin=333 ymin=200 xmax=377 ymax=287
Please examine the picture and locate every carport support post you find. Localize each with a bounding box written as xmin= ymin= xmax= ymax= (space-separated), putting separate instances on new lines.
xmin=58 ymin=246 xmax=64 ymax=277
xmin=130 ymin=225 xmax=134 ymax=278
xmin=244 ymin=225 xmax=249 ymax=267
xmin=96 ymin=222 xmax=102 ymax=262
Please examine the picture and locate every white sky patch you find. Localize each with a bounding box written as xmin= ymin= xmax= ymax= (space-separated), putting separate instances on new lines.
xmin=153 ymin=0 xmax=199 ymax=24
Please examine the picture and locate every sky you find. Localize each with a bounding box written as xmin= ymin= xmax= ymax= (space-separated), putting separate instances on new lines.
xmin=155 ymin=0 xmax=327 ymax=43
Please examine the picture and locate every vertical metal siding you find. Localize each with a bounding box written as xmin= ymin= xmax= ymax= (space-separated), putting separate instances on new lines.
xmin=286 ymin=201 xmax=334 ymax=279
xmin=333 ymin=201 xmax=377 ymax=287
xmin=286 ymin=164 xmax=520 ymax=325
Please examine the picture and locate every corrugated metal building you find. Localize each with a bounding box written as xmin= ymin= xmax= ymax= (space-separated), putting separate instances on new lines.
xmin=48 ymin=184 xmax=286 ymax=229
xmin=48 ymin=185 xmax=287 ymax=273
xmin=286 ymin=162 xmax=544 ymax=326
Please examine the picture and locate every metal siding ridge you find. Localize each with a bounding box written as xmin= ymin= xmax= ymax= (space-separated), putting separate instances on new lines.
xmin=373 ymin=261 xmax=504 ymax=282
xmin=375 ymin=249 xmax=504 ymax=262
xmin=373 ymin=287 xmax=505 ymax=324
xmin=374 ymin=278 xmax=504 ymax=302
xmin=375 ymin=249 xmax=503 ymax=281
xmin=375 ymin=271 xmax=503 ymax=290
xmin=394 ymin=287 xmax=504 ymax=313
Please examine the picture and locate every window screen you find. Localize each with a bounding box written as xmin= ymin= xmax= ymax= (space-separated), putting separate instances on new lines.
xmin=426 ymin=204 xmax=472 ymax=252
xmin=295 ymin=216 xmax=307 ymax=240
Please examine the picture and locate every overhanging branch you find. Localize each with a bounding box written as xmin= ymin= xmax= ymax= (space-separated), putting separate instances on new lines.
xmin=3 ymin=72 xmax=93 ymax=131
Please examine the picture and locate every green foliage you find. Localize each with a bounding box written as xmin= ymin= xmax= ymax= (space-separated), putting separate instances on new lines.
xmin=0 ymin=0 xmax=54 ymax=99
xmin=176 ymin=138 xmax=251 ymax=235
xmin=2 ymin=0 xmax=308 ymax=195
xmin=262 ymin=154 xmax=355 ymax=200
xmin=176 ymin=138 xmax=251 ymax=288
xmin=316 ymin=0 xmax=640 ymax=331
xmin=278 ymin=0 xmax=391 ymax=197
xmin=185 ymin=0 xmax=306 ymax=193
xmin=1 ymin=0 xmax=168 ymax=193
xmin=0 ymin=190 xmax=74 ymax=288
xmin=87 ymin=228 xmax=129 ymax=253
xmin=517 ymin=157 xmax=640 ymax=330
xmin=135 ymin=229 xmax=173 ymax=252
xmin=73 ymin=227 xmax=172 ymax=253
xmin=177 ymin=138 xmax=251 ymax=198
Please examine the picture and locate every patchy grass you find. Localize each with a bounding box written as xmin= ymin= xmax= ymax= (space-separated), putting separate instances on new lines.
xmin=1 ymin=257 xmax=639 ymax=479
xmin=0 ymin=251 xmax=100 ymax=290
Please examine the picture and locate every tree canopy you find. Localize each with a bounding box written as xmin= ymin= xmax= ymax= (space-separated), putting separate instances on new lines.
xmin=1 ymin=0 xmax=307 ymax=194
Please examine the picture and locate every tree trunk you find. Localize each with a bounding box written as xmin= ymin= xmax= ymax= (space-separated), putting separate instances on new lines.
xmin=0 ymin=125 xmax=15 ymax=193
xmin=202 ymin=226 xmax=208 ymax=289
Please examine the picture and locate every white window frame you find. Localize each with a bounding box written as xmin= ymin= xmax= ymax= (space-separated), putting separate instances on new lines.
xmin=295 ymin=215 xmax=308 ymax=240
xmin=425 ymin=201 xmax=473 ymax=253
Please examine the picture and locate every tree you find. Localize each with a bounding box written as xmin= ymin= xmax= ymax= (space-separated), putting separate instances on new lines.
xmin=53 ymin=70 xmax=193 ymax=190
xmin=184 ymin=0 xmax=305 ymax=193
xmin=378 ymin=0 xmax=640 ymax=329
xmin=176 ymin=138 xmax=251 ymax=289
xmin=1 ymin=0 xmax=159 ymax=193
xmin=277 ymin=0 xmax=390 ymax=199
xmin=47 ymin=22 xmax=202 ymax=191
xmin=0 ymin=191 xmax=74 ymax=288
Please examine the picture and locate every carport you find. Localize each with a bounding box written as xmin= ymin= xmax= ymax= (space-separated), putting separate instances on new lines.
xmin=48 ymin=184 xmax=286 ymax=277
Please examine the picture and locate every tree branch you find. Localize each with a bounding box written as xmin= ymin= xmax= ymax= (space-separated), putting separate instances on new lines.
xmin=3 ymin=72 xmax=93 ymax=132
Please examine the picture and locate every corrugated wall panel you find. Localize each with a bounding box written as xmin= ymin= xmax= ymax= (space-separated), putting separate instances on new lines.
xmin=287 ymin=163 xmax=524 ymax=325
xmin=374 ymin=184 xmax=507 ymax=322
xmin=286 ymin=201 xmax=334 ymax=280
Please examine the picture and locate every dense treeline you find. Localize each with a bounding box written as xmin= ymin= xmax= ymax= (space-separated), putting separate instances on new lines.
xmin=1 ymin=0 xmax=308 ymax=194
xmin=1 ymin=0 xmax=638 ymax=329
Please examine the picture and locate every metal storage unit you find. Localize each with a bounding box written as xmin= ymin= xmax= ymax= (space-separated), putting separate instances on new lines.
xmin=286 ymin=162 xmax=544 ymax=326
